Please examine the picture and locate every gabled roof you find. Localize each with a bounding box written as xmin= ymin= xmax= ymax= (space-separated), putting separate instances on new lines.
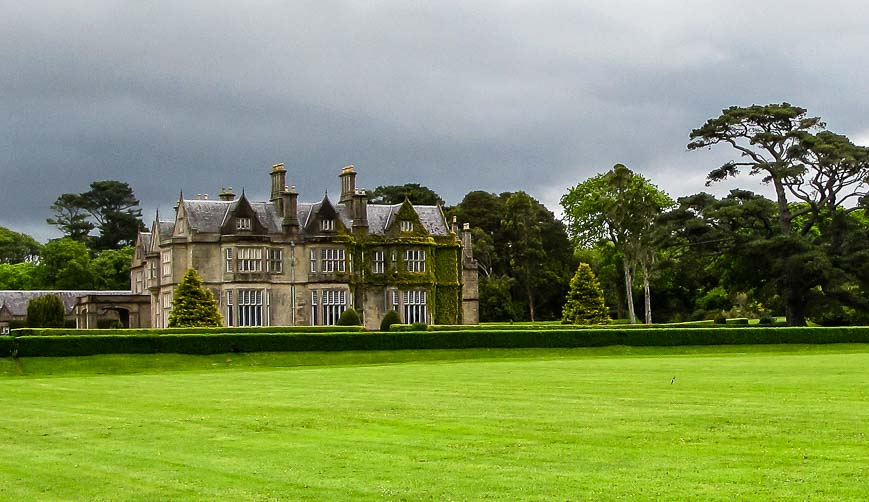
xmin=149 ymin=196 xmax=451 ymax=239
xmin=365 ymin=204 xmax=448 ymax=235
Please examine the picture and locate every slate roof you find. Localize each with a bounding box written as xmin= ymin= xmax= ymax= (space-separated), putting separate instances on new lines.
xmin=174 ymin=198 xmax=451 ymax=237
xmin=0 ymin=291 xmax=132 ymax=316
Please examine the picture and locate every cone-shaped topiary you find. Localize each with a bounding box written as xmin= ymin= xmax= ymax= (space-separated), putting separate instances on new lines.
xmin=168 ymin=269 xmax=223 ymax=328
xmin=380 ymin=309 xmax=401 ymax=331
xmin=336 ymin=308 xmax=362 ymax=326
xmin=562 ymin=262 xmax=610 ymax=325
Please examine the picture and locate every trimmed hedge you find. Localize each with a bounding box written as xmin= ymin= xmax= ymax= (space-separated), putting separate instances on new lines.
xmin=5 ymin=327 xmax=869 ymax=357
xmin=0 ymin=336 xmax=12 ymax=357
xmin=11 ymin=325 xmax=366 ymax=337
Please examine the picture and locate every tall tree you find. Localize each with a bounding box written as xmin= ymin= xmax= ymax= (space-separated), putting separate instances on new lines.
xmin=561 ymin=165 xmax=673 ymax=324
xmin=688 ymin=103 xmax=869 ymax=325
xmin=501 ymin=191 xmax=573 ymax=321
xmin=48 ymin=180 xmax=144 ymax=249
xmin=47 ymin=193 xmax=95 ymax=243
xmin=369 ymin=183 xmax=445 ymax=206
xmin=0 ymin=226 xmax=42 ymax=263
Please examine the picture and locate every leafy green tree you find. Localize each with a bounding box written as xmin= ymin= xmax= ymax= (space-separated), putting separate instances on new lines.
xmin=48 ymin=180 xmax=145 ymax=250
xmin=562 ymin=263 xmax=610 ymax=325
xmin=0 ymin=262 xmax=40 ymax=289
xmin=336 ymin=308 xmax=362 ymax=326
xmin=168 ymin=269 xmax=222 ymax=328
xmin=91 ymin=247 xmax=134 ymax=290
xmin=688 ymin=103 xmax=869 ymax=325
xmin=449 ymin=190 xmax=573 ymax=322
xmin=0 ymin=226 xmax=42 ymax=263
xmin=36 ymin=238 xmax=94 ymax=289
xmin=369 ymin=183 xmax=445 ymax=206
xmin=501 ymin=191 xmax=574 ymax=321
xmin=561 ymin=165 xmax=673 ymax=324
xmin=26 ymin=294 xmax=66 ymax=328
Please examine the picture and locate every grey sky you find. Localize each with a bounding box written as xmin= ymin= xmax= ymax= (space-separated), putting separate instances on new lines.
xmin=2 ymin=1 xmax=868 ymax=242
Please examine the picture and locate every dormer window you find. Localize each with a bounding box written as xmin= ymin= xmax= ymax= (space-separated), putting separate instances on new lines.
xmin=236 ymin=218 xmax=252 ymax=231
xmin=400 ymin=220 xmax=413 ymax=232
xmin=321 ymin=219 xmax=334 ymax=231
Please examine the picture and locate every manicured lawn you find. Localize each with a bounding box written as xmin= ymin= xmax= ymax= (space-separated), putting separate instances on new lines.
xmin=0 ymin=345 xmax=866 ymax=500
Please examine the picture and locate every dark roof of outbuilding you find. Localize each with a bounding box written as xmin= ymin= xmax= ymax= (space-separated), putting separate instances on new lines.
xmin=0 ymin=290 xmax=131 ymax=316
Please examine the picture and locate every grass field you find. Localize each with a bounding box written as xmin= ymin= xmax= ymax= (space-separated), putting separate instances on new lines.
xmin=1 ymin=345 xmax=867 ymax=500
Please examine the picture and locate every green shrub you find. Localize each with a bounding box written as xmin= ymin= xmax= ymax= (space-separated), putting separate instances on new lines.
xmin=726 ymin=318 xmax=749 ymax=325
xmin=411 ymin=322 xmax=428 ymax=331
xmin=8 ymin=327 xmax=869 ymax=357
xmin=169 ymin=269 xmax=222 ymax=327
xmin=713 ymin=315 xmax=727 ymax=324
xmin=336 ymin=308 xmax=362 ymax=326
xmin=10 ymin=325 xmax=366 ymax=337
xmin=380 ymin=310 xmax=401 ymax=332
xmin=562 ymin=263 xmax=610 ymax=325
xmin=759 ymin=316 xmax=774 ymax=325
xmin=26 ymin=295 xmax=66 ymax=328
xmin=0 ymin=336 xmax=12 ymax=357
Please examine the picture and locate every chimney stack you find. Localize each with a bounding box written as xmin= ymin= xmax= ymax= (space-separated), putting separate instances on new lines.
xmin=219 ymin=187 xmax=236 ymax=201
xmin=282 ymin=185 xmax=299 ymax=235
xmin=339 ymin=165 xmax=356 ymax=204
xmin=270 ymin=163 xmax=287 ymax=202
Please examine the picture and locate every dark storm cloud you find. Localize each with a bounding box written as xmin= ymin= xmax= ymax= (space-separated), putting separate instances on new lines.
xmin=2 ymin=1 xmax=868 ymax=241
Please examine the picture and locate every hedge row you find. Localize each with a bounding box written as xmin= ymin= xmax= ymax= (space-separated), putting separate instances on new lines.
xmin=0 ymin=337 xmax=12 ymax=357
xmin=394 ymin=320 xmax=782 ymax=331
xmin=5 ymin=327 xmax=868 ymax=357
xmin=11 ymin=325 xmax=366 ymax=337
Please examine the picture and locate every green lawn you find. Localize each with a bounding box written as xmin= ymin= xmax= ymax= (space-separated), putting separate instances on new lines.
xmin=1 ymin=345 xmax=867 ymax=500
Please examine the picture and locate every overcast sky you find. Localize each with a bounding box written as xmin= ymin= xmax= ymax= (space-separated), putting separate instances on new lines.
xmin=3 ymin=1 xmax=868 ymax=242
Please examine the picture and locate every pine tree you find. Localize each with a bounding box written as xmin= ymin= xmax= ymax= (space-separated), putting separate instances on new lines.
xmin=168 ymin=269 xmax=222 ymax=328
xmin=562 ymin=263 xmax=610 ymax=325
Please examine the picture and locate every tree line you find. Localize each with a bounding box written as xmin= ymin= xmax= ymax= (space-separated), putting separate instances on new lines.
xmin=3 ymin=102 xmax=867 ymax=327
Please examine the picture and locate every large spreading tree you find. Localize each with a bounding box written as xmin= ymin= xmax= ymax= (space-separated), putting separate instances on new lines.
xmin=688 ymin=103 xmax=869 ymax=325
xmin=48 ymin=180 xmax=145 ymax=249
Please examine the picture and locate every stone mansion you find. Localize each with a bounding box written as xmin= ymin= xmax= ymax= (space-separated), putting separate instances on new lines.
xmin=130 ymin=165 xmax=479 ymax=330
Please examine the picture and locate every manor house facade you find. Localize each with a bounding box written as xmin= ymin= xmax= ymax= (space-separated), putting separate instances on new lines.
xmin=130 ymin=165 xmax=479 ymax=330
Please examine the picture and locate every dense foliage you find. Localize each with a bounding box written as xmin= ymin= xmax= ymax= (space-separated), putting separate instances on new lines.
xmin=26 ymin=294 xmax=66 ymax=328
xmin=380 ymin=310 xmax=401 ymax=331
xmin=167 ymin=269 xmax=222 ymax=328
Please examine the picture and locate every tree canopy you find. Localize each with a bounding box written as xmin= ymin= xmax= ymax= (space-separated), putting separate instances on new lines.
xmin=0 ymin=226 xmax=42 ymax=263
xmin=48 ymin=180 xmax=145 ymax=249
xmin=688 ymin=103 xmax=869 ymax=324
xmin=368 ymin=183 xmax=445 ymax=206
